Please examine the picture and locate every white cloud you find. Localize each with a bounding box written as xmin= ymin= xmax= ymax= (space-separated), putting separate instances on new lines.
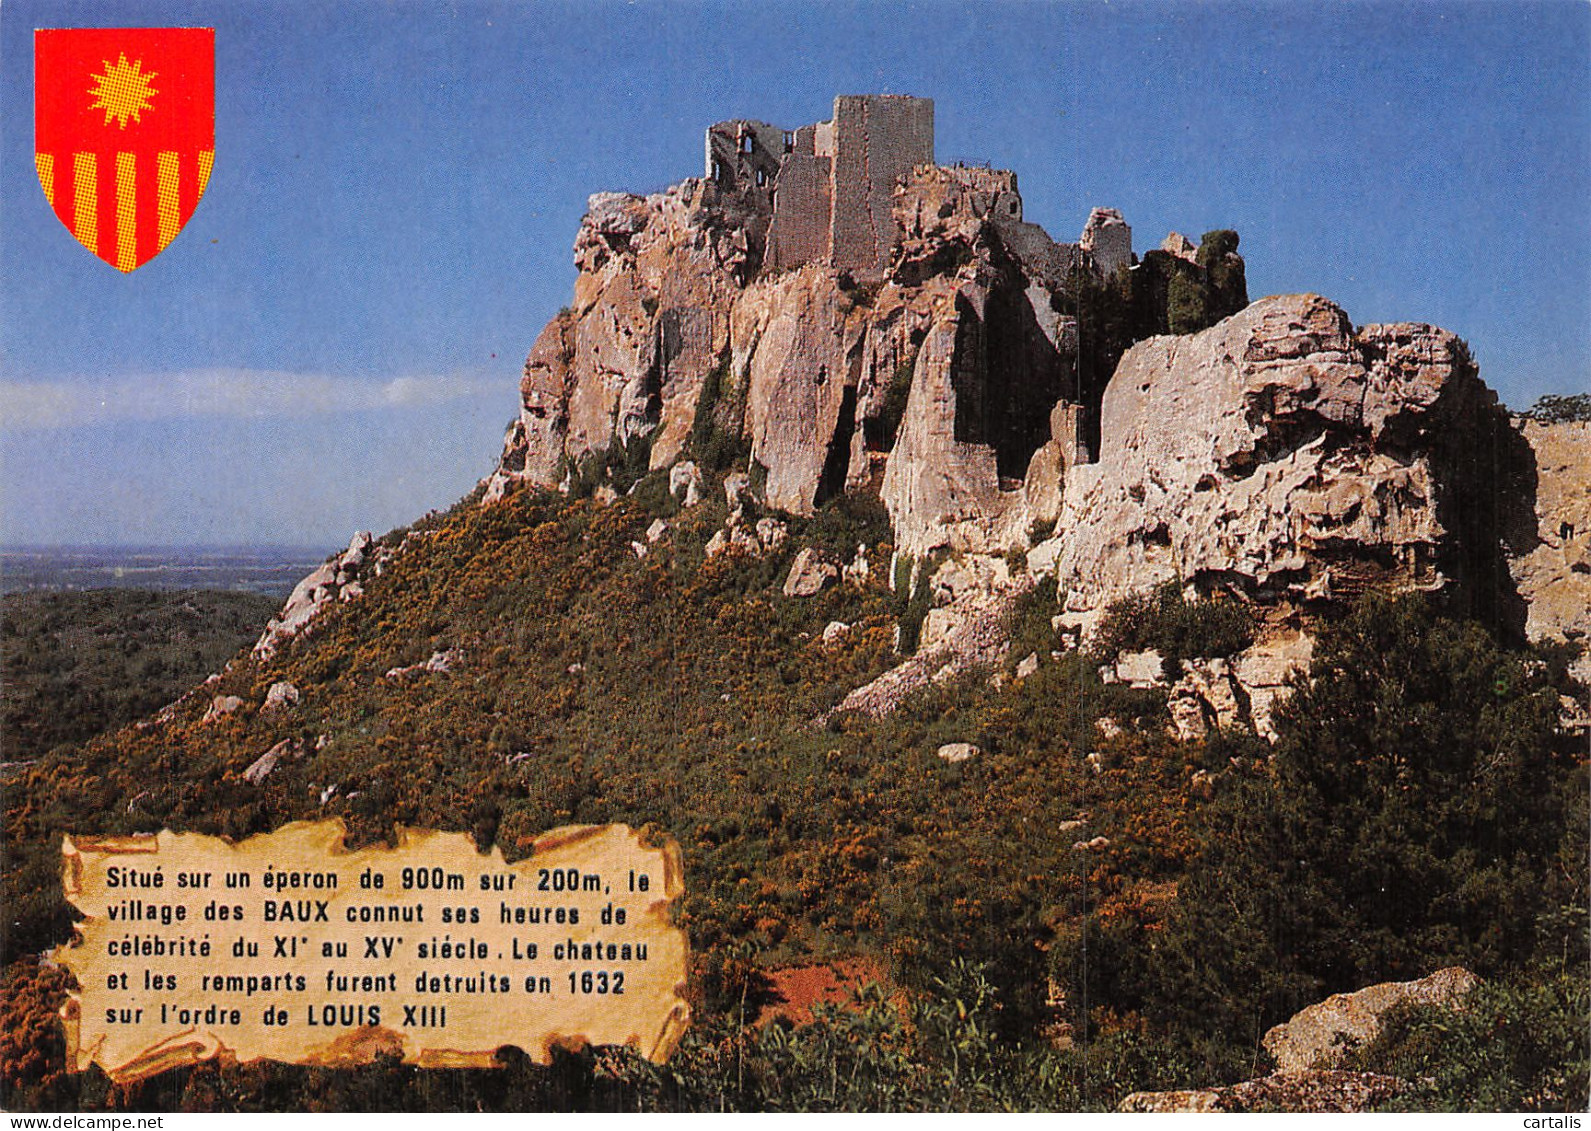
xmin=0 ymin=369 xmax=504 ymax=429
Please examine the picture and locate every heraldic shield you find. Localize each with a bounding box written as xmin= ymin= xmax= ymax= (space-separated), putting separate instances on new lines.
xmin=35 ymin=27 xmax=214 ymax=272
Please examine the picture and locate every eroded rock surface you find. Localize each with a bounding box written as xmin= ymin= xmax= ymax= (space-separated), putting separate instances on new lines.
xmin=1040 ymin=295 xmax=1514 ymax=617
xmin=483 ymin=137 xmax=1107 ymax=539
xmin=461 ymin=102 xmax=1578 ymax=737
xmin=1510 ymin=419 xmax=1591 ymax=681
xmin=1120 ymin=1070 xmax=1410 ymax=1113
xmin=1262 ymin=966 xmax=1480 ymax=1073
xmin=254 ymin=532 xmax=391 ymax=661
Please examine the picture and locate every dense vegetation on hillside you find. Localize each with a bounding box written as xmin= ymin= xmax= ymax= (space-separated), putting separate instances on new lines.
xmin=1 ymin=589 xmax=278 ymax=766
xmin=0 ymin=470 xmax=1583 ymax=1111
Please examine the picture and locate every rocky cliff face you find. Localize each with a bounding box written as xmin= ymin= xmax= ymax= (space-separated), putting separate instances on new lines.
xmin=485 ymin=181 xmax=765 ymax=498
xmin=1038 ymin=294 xmax=1520 ymax=619
xmin=1509 ymin=419 xmax=1591 ymax=680
xmin=468 ymin=137 xmax=1586 ymax=730
xmin=485 ymin=161 xmax=1094 ymax=533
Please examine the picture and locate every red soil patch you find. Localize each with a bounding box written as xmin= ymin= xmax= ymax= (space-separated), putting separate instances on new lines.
xmin=759 ymin=957 xmax=886 ymax=1027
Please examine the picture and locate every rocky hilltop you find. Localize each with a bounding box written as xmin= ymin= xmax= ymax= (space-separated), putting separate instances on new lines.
xmin=477 ymin=94 xmax=1588 ymax=716
xmin=5 ymin=96 xmax=1586 ymax=1115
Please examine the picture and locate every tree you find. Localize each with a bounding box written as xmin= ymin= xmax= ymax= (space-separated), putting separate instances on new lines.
xmin=1196 ymin=229 xmax=1248 ymax=321
xmin=1139 ymin=595 xmax=1578 ymax=1049
xmin=1165 ymin=271 xmax=1208 ymax=335
xmin=1520 ymin=393 xmax=1591 ymax=424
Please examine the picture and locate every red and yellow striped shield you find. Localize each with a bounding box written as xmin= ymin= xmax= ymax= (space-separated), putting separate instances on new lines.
xmin=35 ymin=27 xmax=214 ymax=273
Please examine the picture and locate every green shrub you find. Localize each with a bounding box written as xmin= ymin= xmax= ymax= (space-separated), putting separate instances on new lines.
xmin=878 ymin=354 xmax=918 ymax=450
xmin=689 ymin=351 xmax=749 ymax=472
xmin=1520 ymin=393 xmax=1591 ymax=424
xmin=895 ymin=559 xmax=935 ymax=655
xmin=1137 ymin=594 xmax=1580 ymax=1051
xmin=1352 ymin=969 xmax=1590 ymax=1111
xmin=1196 ymin=229 xmax=1248 ymax=321
xmin=1093 ymin=581 xmax=1256 ymax=677
xmin=1165 ymin=271 xmax=1208 ymax=335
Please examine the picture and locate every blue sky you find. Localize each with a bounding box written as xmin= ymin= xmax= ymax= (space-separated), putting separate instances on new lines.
xmin=2 ymin=0 xmax=1587 ymax=548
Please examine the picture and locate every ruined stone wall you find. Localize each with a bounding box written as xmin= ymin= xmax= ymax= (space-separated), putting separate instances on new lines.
xmin=813 ymin=119 xmax=836 ymax=157
xmin=828 ymin=95 xmax=934 ymax=275
xmin=1081 ymin=206 xmax=1133 ymax=275
xmin=705 ymin=119 xmax=786 ymax=204
xmin=896 ymin=164 xmax=1022 ymax=235
xmin=768 ymin=154 xmax=832 ymax=271
xmin=994 ymin=220 xmax=1081 ymax=287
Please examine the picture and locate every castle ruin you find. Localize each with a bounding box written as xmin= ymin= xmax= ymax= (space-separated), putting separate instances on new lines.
xmin=707 ymin=95 xmax=935 ymax=275
xmin=706 ymin=95 xmax=1132 ymax=284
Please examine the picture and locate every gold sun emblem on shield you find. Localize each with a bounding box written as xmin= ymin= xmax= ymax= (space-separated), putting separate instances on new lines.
xmin=87 ymin=52 xmax=158 ymax=129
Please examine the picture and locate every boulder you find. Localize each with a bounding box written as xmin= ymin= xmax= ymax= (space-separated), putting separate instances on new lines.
xmin=755 ymin=517 xmax=789 ymax=552
xmin=1044 ymin=295 xmax=1513 ymax=616
xmin=1234 ymin=629 xmax=1315 ymax=741
xmin=385 ymin=648 xmax=464 ymax=680
xmin=670 ymin=460 xmax=704 ymax=507
xmin=1120 ymin=1070 xmax=1409 ymax=1113
xmin=1111 ymin=649 xmax=1165 ymax=688
xmin=936 ymin=742 xmax=980 ymax=763
xmin=1168 ymin=657 xmax=1247 ymax=739
xmin=826 ymin=574 xmax=1033 ymax=721
xmin=262 ymin=681 xmax=299 ymax=712
xmin=724 ymin=472 xmax=752 ymax=509
xmin=254 ymin=532 xmax=384 ymax=660
xmin=241 ymin=738 xmax=299 ymax=786
xmin=1167 ymin=686 xmax=1210 ymax=741
xmin=844 ymin=543 xmax=869 ymax=585
xmin=783 ymin=547 xmax=839 ymax=597
xmin=706 ymin=512 xmax=788 ymax=559
xmin=1262 ymin=967 xmax=1480 ymax=1073
xmin=202 ymin=695 xmax=244 ymax=723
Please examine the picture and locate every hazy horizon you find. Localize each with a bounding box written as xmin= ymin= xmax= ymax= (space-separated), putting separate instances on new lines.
xmin=3 ymin=0 xmax=1588 ymax=547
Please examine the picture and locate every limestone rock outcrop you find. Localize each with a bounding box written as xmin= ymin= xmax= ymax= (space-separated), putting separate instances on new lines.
xmin=1119 ymin=1070 xmax=1410 ymax=1113
xmin=459 ymin=98 xmax=1581 ymax=737
xmin=1262 ymin=967 xmax=1480 ymax=1073
xmin=483 ymin=179 xmax=765 ymax=502
xmin=1120 ymin=967 xmax=1478 ymax=1113
xmin=826 ymin=572 xmax=1033 ymax=720
xmin=254 ymin=532 xmax=391 ymax=661
xmin=783 ymin=547 xmax=838 ymax=597
xmin=385 ymin=648 xmax=464 ymax=681
xmin=262 ymin=681 xmax=299 ymax=713
xmin=1233 ymin=627 xmax=1315 ymax=741
xmin=1509 ymin=419 xmax=1591 ymax=681
xmin=202 ymin=695 xmax=243 ymax=724
xmin=705 ymin=510 xmax=788 ymax=559
xmin=1038 ymin=294 xmax=1516 ymax=617
xmin=482 ymin=108 xmax=1115 ymax=535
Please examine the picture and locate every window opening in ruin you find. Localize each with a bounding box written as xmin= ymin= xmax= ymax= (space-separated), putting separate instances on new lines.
xmin=783 ymin=131 xmax=794 ymax=153
xmin=755 ymin=168 xmax=767 ymax=187
xmin=741 ymin=135 xmax=754 ymax=154
xmin=712 ymin=160 xmax=724 ymax=183
xmin=1010 ymin=202 xmax=1019 ymax=215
